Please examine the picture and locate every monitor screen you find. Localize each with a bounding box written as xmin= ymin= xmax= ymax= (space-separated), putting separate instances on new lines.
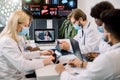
xmin=22 ymin=0 xmax=77 ymax=18
xmin=70 ymin=39 xmax=84 ymax=61
xmin=34 ymin=29 xmax=55 ymax=43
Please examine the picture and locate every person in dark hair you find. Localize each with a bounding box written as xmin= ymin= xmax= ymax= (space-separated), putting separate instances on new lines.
xmin=44 ymin=31 xmax=52 ymax=41
xmin=56 ymin=9 xmax=120 ymax=80
xmin=90 ymin=1 xmax=114 ymax=34
xmin=91 ymin=1 xmax=114 ymax=26
xmin=100 ymin=9 xmax=120 ymax=43
xmin=83 ymin=1 xmax=115 ymax=61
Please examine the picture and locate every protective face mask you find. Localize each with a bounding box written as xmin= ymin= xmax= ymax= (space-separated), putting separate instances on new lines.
xmin=73 ymin=24 xmax=82 ymax=30
xmin=97 ymin=27 xmax=104 ymax=33
xmin=18 ymin=27 xmax=29 ymax=36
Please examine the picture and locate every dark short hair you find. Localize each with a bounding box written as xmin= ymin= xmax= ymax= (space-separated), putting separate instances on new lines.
xmin=91 ymin=1 xmax=114 ymax=19
xmin=68 ymin=9 xmax=87 ymax=21
xmin=100 ymin=9 xmax=120 ymax=40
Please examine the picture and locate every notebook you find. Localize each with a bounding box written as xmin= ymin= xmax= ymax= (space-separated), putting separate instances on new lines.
xmin=34 ymin=29 xmax=56 ymax=46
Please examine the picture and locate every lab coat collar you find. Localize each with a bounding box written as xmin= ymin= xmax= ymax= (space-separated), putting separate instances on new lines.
xmin=83 ymin=21 xmax=90 ymax=32
xmin=109 ymin=42 xmax=120 ymax=50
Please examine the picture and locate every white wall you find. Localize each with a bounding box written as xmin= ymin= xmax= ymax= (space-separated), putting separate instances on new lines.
xmin=78 ymin=0 xmax=120 ymax=27
xmin=0 ymin=0 xmax=21 ymax=25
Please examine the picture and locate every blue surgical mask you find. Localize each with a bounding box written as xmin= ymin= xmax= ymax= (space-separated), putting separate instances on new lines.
xmin=97 ymin=27 xmax=104 ymax=33
xmin=73 ymin=24 xmax=82 ymax=30
xmin=18 ymin=27 xmax=29 ymax=36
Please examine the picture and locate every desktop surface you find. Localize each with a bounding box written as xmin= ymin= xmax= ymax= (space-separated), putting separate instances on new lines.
xmin=37 ymin=42 xmax=56 ymax=50
xmin=35 ymin=39 xmax=84 ymax=80
xmin=35 ymin=57 xmax=85 ymax=80
xmin=36 ymin=64 xmax=59 ymax=80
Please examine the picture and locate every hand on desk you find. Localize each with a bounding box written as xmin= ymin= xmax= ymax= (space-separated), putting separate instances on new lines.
xmin=26 ymin=46 xmax=40 ymax=51
xmin=68 ymin=58 xmax=88 ymax=68
xmin=43 ymin=55 xmax=55 ymax=66
xmin=40 ymin=50 xmax=54 ymax=56
xmin=68 ymin=58 xmax=82 ymax=68
xmin=55 ymin=58 xmax=88 ymax=75
xmin=59 ymin=41 xmax=70 ymax=50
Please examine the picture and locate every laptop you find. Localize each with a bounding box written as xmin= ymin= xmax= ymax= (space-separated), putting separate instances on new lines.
xmin=55 ymin=39 xmax=84 ymax=62
xmin=34 ymin=29 xmax=56 ymax=46
xmin=70 ymin=39 xmax=84 ymax=61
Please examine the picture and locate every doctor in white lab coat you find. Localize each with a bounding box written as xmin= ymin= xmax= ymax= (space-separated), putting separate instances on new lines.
xmin=83 ymin=1 xmax=114 ymax=60
xmin=90 ymin=1 xmax=114 ymax=54
xmin=0 ymin=10 xmax=54 ymax=76
xmin=59 ymin=9 xmax=101 ymax=54
xmin=56 ymin=9 xmax=120 ymax=80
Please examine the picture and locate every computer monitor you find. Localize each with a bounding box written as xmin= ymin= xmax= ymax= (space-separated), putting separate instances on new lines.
xmin=22 ymin=0 xmax=77 ymax=18
xmin=34 ymin=29 xmax=55 ymax=43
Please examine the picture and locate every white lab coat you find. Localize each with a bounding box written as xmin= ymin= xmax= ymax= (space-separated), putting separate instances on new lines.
xmin=18 ymin=35 xmax=28 ymax=51
xmin=61 ymin=42 xmax=120 ymax=80
xmin=97 ymin=32 xmax=110 ymax=53
xmin=74 ymin=21 xmax=101 ymax=54
xmin=98 ymin=39 xmax=110 ymax=54
xmin=0 ymin=35 xmax=44 ymax=73
xmin=18 ymin=35 xmax=37 ymax=51
xmin=0 ymin=52 xmax=24 ymax=80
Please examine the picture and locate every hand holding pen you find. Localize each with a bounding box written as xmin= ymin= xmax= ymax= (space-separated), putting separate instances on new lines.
xmin=68 ymin=58 xmax=85 ymax=68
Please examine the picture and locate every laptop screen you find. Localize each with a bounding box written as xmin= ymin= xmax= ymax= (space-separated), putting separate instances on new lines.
xmin=70 ymin=39 xmax=84 ymax=61
xmin=34 ymin=29 xmax=55 ymax=43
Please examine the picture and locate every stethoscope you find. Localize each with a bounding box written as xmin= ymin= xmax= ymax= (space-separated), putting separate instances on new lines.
xmin=82 ymin=22 xmax=90 ymax=45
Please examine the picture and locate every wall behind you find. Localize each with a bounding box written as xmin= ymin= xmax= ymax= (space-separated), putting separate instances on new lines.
xmin=78 ymin=0 xmax=120 ymax=27
xmin=0 ymin=0 xmax=21 ymax=26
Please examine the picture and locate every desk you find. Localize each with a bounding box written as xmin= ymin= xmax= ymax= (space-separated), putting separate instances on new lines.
xmin=35 ymin=64 xmax=59 ymax=80
xmin=35 ymin=39 xmax=78 ymax=80
xmin=35 ymin=62 xmax=85 ymax=80
xmin=35 ymin=54 xmax=78 ymax=80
